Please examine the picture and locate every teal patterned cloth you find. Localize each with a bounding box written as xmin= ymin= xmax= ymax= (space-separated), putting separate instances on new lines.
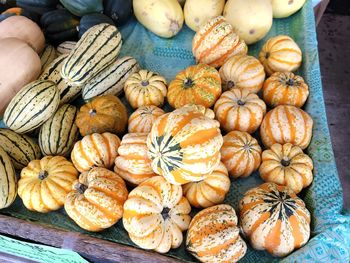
xmin=0 ymin=0 xmax=349 ymax=262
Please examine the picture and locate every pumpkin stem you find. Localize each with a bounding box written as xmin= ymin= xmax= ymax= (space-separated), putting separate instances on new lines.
xmin=161 ymin=207 xmax=171 ymax=220
xmin=237 ymin=99 xmax=245 ymax=106
xmin=286 ymin=78 xmax=294 ymax=86
xmin=75 ymin=183 xmax=88 ymax=194
xmin=183 ymin=78 xmax=194 ymax=89
xmin=227 ymin=81 xmax=235 ymax=89
xmin=38 ymin=170 xmax=49 ymax=180
xmin=141 ymin=80 xmax=149 ymax=86
xmin=265 ymin=52 xmax=270 ymax=59
xmin=281 ymin=158 xmax=290 ymax=167
xmin=89 ymin=109 xmax=97 ymax=117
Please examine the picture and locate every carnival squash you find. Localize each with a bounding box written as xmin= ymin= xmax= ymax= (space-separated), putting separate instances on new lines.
xmin=182 ymin=104 xmax=215 ymax=119
xmin=0 ymin=146 xmax=17 ymax=209
xmin=128 ymin=106 xmax=165 ymax=133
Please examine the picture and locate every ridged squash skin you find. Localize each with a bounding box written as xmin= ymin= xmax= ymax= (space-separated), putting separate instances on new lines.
xmin=272 ymin=0 xmax=306 ymax=18
xmin=128 ymin=106 xmax=165 ymax=133
xmin=182 ymin=104 xmax=215 ymax=119
xmin=60 ymin=0 xmax=103 ymax=17
xmin=0 ymin=146 xmax=17 ymax=209
xmin=40 ymin=44 xmax=57 ymax=70
xmin=56 ymin=41 xmax=76 ymax=56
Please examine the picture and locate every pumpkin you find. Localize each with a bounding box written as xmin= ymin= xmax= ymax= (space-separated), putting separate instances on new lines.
xmin=0 ymin=146 xmax=17 ymax=209
xmin=259 ymin=143 xmax=313 ymax=194
xmin=239 ymin=182 xmax=311 ymax=257
xmin=260 ymin=105 xmax=313 ymax=149
xmin=124 ymin=70 xmax=167 ymax=109
xmin=71 ymin=132 xmax=121 ymax=173
xmin=60 ymin=0 xmax=103 ymax=17
xmin=221 ymin=131 xmax=261 ymax=178
xmin=183 ymin=162 xmax=230 ymax=208
xmin=219 ymin=54 xmax=265 ymax=93
xmin=167 ymin=64 xmax=222 ymax=109
xmin=192 ymin=16 xmax=247 ymax=68
xmin=103 ymin=0 xmax=132 ymax=26
xmin=147 ymin=106 xmax=223 ymax=185
xmin=214 ymin=89 xmax=266 ymax=134
xmin=128 ymin=106 xmax=165 ymax=133
xmin=123 ymin=176 xmax=191 ymax=253
xmin=263 ymin=72 xmax=309 ymax=108
xmin=186 ymin=204 xmax=247 ymax=263
xmin=65 ymin=167 xmax=128 ymax=232
xmin=78 ymin=13 xmax=114 ymax=38
xmin=18 ymin=156 xmax=78 ymax=213
xmin=259 ymin=35 xmax=302 ymax=76
xmin=182 ymin=104 xmax=215 ymax=119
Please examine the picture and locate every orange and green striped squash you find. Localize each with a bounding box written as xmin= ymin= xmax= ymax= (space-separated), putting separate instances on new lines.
xmin=128 ymin=105 xmax=165 ymax=133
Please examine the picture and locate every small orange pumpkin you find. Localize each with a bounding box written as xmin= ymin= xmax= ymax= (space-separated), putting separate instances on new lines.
xmin=128 ymin=105 xmax=165 ymax=133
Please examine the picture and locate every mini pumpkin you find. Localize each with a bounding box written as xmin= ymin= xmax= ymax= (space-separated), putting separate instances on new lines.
xmin=124 ymin=70 xmax=167 ymax=109
xmin=167 ymin=64 xmax=222 ymax=108
xmin=123 ymin=176 xmax=191 ymax=253
xmin=214 ymin=89 xmax=266 ymax=133
xmin=128 ymin=105 xmax=165 ymax=133
xmin=76 ymin=95 xmax=127 ymax=136
xmin=259 ymin=35 xmax=302 ymax=76
xmin=65 ymin=167 xmax=128 ymax=232
xmin=263 ymin=72 xmax=309 ymax=108
xmin=259 ymin=143 xmax=313 ymax=194
xmin=71 ymin=132 xmax=120 ymax=173
xmin=219 ymin=54 xmax=266 ymax=93
xmin=186 ymin=204 xmax=247 ymax=263
xmin=221 ymin=131 xmax=262 ymax=178
xmin=192 ymin=16 xmax=247 ymax=68
xmin=239 ymin=182 xmax=311 ymax=257
xmin=260 ymin=105 xmax=313 ymax=149
xmin=18 ymin=156 xmax=78 ymax=213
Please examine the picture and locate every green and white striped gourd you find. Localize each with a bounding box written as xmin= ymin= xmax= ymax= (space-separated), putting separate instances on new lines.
xmin=0 ymin=146 xmax=17 ymax=209
xmin=57 ymin=41 xmax=77 ymax=56
xmin=40 ymin=44 xmax=57 ymax=70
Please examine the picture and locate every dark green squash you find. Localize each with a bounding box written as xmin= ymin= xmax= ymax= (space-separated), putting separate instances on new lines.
xmin=0 ymin=0 xmax=16 ymax=13
xmin=0 ymin=7 xmax=40 ymax=23
xmin=103 ymin=0 xmax=132 ymax=26
xmin=59 ymin=0 xmax=103 ymax=17
xmin=78 ymin=13 xmax=114 ymax=38
xmin=16 ymin=0 xmax=59 ymax=15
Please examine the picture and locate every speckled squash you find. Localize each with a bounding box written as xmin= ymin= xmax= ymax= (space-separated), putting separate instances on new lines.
xmin=0 ymin=146 xmax=17 ymax=209
xmin=40 ymin=44 xmax=57 ymax=70
xmin=65 ymin=167 xmax=128 ymax=232
xmin=56 ymin=41 xmax=76 ymax=56
xmin=214 ymin=89 xmax=266 ymax=133
xmin=186 ymin=204 xmax=247 ymax=263
xmin=167 ymin=64 xmax=221 ymax=108
xmin=221 ymin=131 xmax=262 ymax=178
xmin=147 ymin=107 xmax=223 ymax=185
xmin=128 ymin=106 xmax=165 ymax=133
xmin=183 ymin=162 xmax=230 ymax=208
xmin=260 ymin=105 xmax=313 ymax=149
xmin=239 ymin=182 xmax=311 ymax=257
xmin=123 ymin=176 xmax=191 ymax=253
xmin=259 ymin=143 xmax=313 ymax=194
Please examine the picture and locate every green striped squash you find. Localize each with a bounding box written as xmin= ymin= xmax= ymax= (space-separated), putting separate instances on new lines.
xmin=0 ymin=129 xmax=41 ymax=170
xmin=39 ymin=104 xmax=79 ymax=157
xmin=0 ymin=146 xmax=17 ymax=209
xmin=61 ymin=23 xmax=122 ymax=87
xmin=3 ymin=80 xmax=60 ymax=134
xmin=40 ymin=54 xmax=82 ymax=105
xmin=40 ymin=44 xmax=57 ymax=70
xmin=82 ymin=56 xmax=140 ymax=100
xmin=57 ymin=41 xmax=77 ymax=56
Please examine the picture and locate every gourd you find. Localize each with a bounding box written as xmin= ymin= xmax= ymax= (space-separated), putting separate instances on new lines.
xmin=182 ymin=104 xmax=215 ymax=119
xmin=186 ymin=205 xmax=247 ymax=263
xmin=65 ymin=167 xmax=128 ymax=232
xmin=60 ymin=0 xmax=103 ymax=17
xmin=192 ymin=16 xmax=247 ymax=68
xmin=16 ymin=0 xmax=59 ymax=15
xmin=167 ymin=64 xmax=222 ymax=109
xmin=128 ymin=106 xmax=165 ymax=133
xmin=214 ymin=89 xmax=266 ymax=134
xmin=78 ymin=13 xmax=114 ymax=38
xmin=123 ymin=176 xmax=191 ymax=253
xmin=75 ymin=95 xmax=128 ymax=136
xmin=40 ymin=44 xmax=57 ymax=70
xmin=221 ymin=131 xmax=261 ymax=178
xmin=219 ymin=55 xmax=265 ymax=93
xmin=147 ymin=106 xmax=223 ymax=185
xmin=71 ymin=132 xmax=121 ymax=173
xmin=0 ymin=146 xmax=17 ymax=209
xmin=260 ymin=105 xmax=313 ymax=149
xmin=263 ymin=72 xmax=309 ymax=108
xmin=183 ymin=162 xmax=230 ymax=208
xmin=272 ymin=0 xmax=306 ymax=18
xmin=18 ymin=156 xmax=78 ymax=213
xmin=239 ymin=182 xmax=311 ymax=257
xmin=124 ymin=70 xmax=167 ymax=109
xmin=4 ymin=80 xmax=60 ymax=134
xmin=103 ymin=0 xmax=132 ymax=26
xmin=259 ymin=143 xmax=313 ymax=194
xmin=57 ymin=41 xmax=76 ymax=56
xmin=259 ymin=35 xmax=302 ymax=76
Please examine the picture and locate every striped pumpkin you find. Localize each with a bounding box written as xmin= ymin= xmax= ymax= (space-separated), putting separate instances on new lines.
xmin=167 ymin=64 xmax=222 ymax=108
xmin=40 ymin=44 xmax=56 ymax=70
xmin=239 ymin=182 xmax=311 ymax=257
xmin=56 ymin=41 xmax=76 ymax=56
xmin=147 ymin=107 xmax=223 ymax=185
xmin=124 ymin=70 xmax=167 ymax=109
xmin=259 ymin=35 xmax=302 ymax=76
xmin=123 ymin=176 xmax=191 ymax=253
xmin=219 ymin=55 xmax=266 ymax=93
xmin=192 ymin=16 xmax=247 ymax=68
xmin=221 ymin=131 xmax=262 ymax=178
xmin=186 ymin=204 xmax=247 ymax=263
xmin=259 ymin=143 xmax=313 ymax=194
xmin=82 ymin=56 xmax=140 ymax=100
xmin=38 ymin=104 xmax=79 ymax=157
xmin=263 ymin=72 xmax=309 ymax=108
xmin=4 ymin=80 xmax=60 ymax=134
xmin=214 ymin=89 xmax=266 ymax=133
xmin=183 ymin=162 xmax=230 ymax=208
xmin=0 ymin=146 xmax=17 ymax=209
xmin=0 ymin=129 xmax=41 ymax=170
xmin=71 ymin=132 xmax=121 ymax=173
xmin=114 ymin=133 xmax=156 ymax=185
xmin=260 ymin=105 xmax=313 ymax=149
xmin=182 ymin=104 xmax=215 ymax=119
xmin=128 ymin=105 xmax=165 ymax=133
xmin=61 ymin=23 xmax=122 ymax=86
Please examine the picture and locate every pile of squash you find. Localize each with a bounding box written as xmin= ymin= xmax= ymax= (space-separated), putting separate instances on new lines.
xmin=0 ymin=1 xmax=314 ymax=262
